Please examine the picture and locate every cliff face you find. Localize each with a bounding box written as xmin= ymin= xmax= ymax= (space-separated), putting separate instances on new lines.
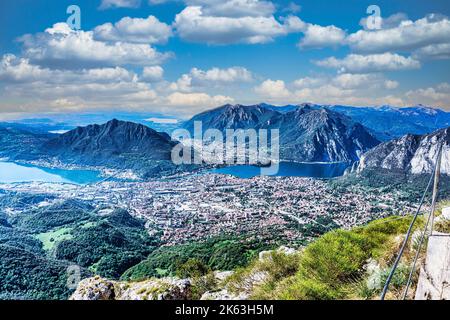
xmin=271 ymin=107 xmax=380 ymax=162
xmin=409 ymin=127 xmax=450 ymax=174
xmin=358 ymin=127 xmax=450 ymax=174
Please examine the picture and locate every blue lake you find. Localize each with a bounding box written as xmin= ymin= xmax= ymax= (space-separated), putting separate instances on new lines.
xmin=210 ymin=162 xmax=351 ymax=179
xmin=0 ymin=162 xmax=103 ymax=184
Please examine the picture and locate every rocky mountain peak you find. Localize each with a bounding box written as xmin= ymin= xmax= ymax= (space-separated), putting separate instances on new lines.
xmin=43 ymin=119 xmax=177 ymax=167
xmin=358 ymin=126 xmax=450 ymax=174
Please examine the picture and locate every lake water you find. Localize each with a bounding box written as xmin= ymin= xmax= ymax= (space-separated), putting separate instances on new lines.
xmin=210 ymin=161 xmax=351 ymax=179
xmin=0 ymin=162 xmax=103 ymax=184
xmin=0 ymin=161 xmax=351 ymax=184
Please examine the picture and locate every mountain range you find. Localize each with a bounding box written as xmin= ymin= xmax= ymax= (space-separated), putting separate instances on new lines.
xmin=328 ymin=104 xmax=450 ymax=140
xmin=1 ymin=103 xmax=450 ymax=176
xmin=183 ymin=102 xmax=450 ymax=140
xmin=0 ymin=119 xmax=186 ymax=178
xmin=182 ymin=104 xmax=381 ymax=162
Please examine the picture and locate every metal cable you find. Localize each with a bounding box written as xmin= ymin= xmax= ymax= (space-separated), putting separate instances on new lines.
xmin=401 ymin=143 xmax=444 ymax=300
xmin=401 ymin=204 xmax=433 ymax=300
xmin=380 ymin=163 xmax=436 ymax=300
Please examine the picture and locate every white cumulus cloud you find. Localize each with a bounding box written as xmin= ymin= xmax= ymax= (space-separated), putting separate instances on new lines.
xmin=174 ymin=6 xmax=303 ymax=44
xmin=315 ymin=53 xmax=420 ymax=73
xmin=299 ymin=24 xmax=346 ymax=49
xmin=190 ymin=66 xmax=253 ymax=83
xmin=94 ymin=16 xmax=173 ymax=44
xmin=0 ymin=54 xmax=137 ymax=83
xmin=254 ymin=79 xmax=291 ymax=99
xmin=405 ymin=82 xmax=450 ymax=107
xmin=347 ymin=14 xmax=450 ymax=54
xmin=413 ymin=43 xmax=450 ymax=60
xmin=186 ymin=0 xmax=276 ymax=18
xmin=170 ymin=66 xmax=253 ymax=91
xmin=252 ymin=73 xmax=404 ymax=107
xmin=142 ymin=66 xmax=164 ymax=82
xmin=18 ymin=23 xmax=171 ymax=68
xmin=166 ymin=92 xmax=234 ymax=108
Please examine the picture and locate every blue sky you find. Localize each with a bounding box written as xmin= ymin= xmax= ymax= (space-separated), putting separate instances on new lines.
xmin=1 ymin=0 xmax=450 ymax=120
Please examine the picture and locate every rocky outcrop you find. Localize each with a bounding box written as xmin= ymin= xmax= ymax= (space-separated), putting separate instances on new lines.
xmin=201 ymin=246 xmax=298 ymax=300
xmin=70 ymin=276 xmax=115 ymax=300
xmin=258 ymin=246 xmax=297 ymax=260
xmin=415 ymin=207 xmax=450 ymax=300
xmin=70 ymin=276 xmax=192 ymax=300
xmin=71 ymin=246 xmax=299 ymax=301
xmin=117 ymin=278 xmax=191 ymax=300
xmin=415 ymin=233 xmax=450 ymax=300
xmin=200 ymin=269 xmax=266 ymax=301
xmin=358 ymin=127 xmax=450 ymax=174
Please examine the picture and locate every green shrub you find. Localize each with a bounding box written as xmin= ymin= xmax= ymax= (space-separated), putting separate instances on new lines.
xmin=191 ymin=272 xmax=217 ymax=300
xmin=258 ymin=251 xmax=301 ymax=284
xmin=256 ymin=215 xmax=424 ymax=300
xmin=122 ymin=237 xmax=272 ymax=281
xmin=176 ymin=258 xmax=209 ymax=279
xmin=286 ymin=278 xmax=341 ymax=300
xmin=226 ymin=250 xmax=301 ymax=299
xmin=299 ymin=230 xmax=369 ymax=282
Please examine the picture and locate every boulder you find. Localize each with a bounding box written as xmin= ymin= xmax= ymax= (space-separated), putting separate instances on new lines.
xmin=70 ymin=276 xmax=115 ymax=300
xmin=70 ymin=276 xmax=192 ymax=300
xmin=214 ymin=271 xmax=234 ymax=283
xmin=258 ymin=246 xmax=296 ymax=261
xmin=117 ymin=278 xmax=191 ymax=300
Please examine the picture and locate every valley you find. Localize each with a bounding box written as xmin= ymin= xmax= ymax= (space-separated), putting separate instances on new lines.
xmin=3 ymin=164 xmax=447 ymax=299
xmin=1 ymin=103 xmax=450 ymax=300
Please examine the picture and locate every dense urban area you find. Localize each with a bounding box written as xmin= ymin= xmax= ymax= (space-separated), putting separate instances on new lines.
xmin=0 ymin=172 xmax=417 ymax=247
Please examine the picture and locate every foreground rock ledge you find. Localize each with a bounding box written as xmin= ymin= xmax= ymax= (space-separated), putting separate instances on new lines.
xmin=70 ymin=276 xmax=192 ymax=300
